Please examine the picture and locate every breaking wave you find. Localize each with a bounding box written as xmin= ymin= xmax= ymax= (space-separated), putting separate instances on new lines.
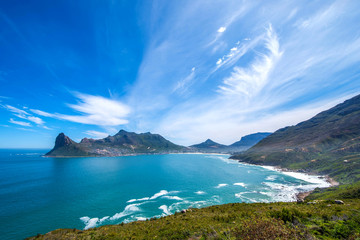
xmin=195 ymin=191 xmax=206 ymax=195
xmin=80 ymin=155 xmax=332 ymax=230
xmin=233 ymin=182 xmax=246 ymax=187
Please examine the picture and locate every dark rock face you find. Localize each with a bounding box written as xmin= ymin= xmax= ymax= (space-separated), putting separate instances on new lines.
xmin=46 ymin=130 xmax=188 ymax=157
xmin=230 ymin=132 xmax=272 ymax=147
xmin=54 ymin=133 xmax=73 ymax=148
xmin=45 ymin=133 xmax=89 ymax=157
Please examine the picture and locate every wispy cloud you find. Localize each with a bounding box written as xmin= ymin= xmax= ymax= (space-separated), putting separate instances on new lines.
xmin=219 ymin=24 xmax=283 ymax=98
xmin=4 ymin=105 xmax=29 ymax=116
xmin=217 ymin=27 xmax=226 ymax=33
xmin=133 ymin=0 xmax=360 ymax=145
xmin=207 ymin=3 xmax=254 ymax=48
xmin=2 ymin=104 xmax=47 ymax=127
xmin=30 ymin=109 xmax=55 ymax=117
xmin=31 ymin=93 xmax=130 ymax=126
xmin=9 ymin=118 xmax=31 ymax=127
xmin=172 ymin=67 xmax=196 ymax=95
xmin=212 ymin=35 xmax=263 ymax=73
xmin=3 ymin=1 xmax=358 ymax=147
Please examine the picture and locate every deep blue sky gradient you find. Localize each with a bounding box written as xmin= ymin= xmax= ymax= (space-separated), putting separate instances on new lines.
xmin=1 ymin=0 xmax=360 ymax=148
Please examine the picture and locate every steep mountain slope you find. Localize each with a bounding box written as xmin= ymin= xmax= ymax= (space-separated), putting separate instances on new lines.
xmin=190 ymin=133 xmax=272 ymax=153
xmin=190 ymin=139 xmax=226 ymax=149
xmin=46 ymin=130 xmax=187 ymax=157
xmin=229 ymin=132 xmax=272 ymax=148
xmin=231 ymin=94 xmax=360 ymax=183
xmin=45 ymin=133 xmax=92 ymax=157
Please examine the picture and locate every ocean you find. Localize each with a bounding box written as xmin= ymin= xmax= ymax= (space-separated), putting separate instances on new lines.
xmin=0 ymin=149 xmax=330 ymax=240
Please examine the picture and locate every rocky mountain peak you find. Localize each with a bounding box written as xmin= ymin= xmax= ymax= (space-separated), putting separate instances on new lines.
xmin=54 ymin=133 xmax=73 ymax=148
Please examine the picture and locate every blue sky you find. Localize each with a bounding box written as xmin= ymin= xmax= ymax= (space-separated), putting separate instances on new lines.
xmin=1 ymin=0 xmax=360 ymax=148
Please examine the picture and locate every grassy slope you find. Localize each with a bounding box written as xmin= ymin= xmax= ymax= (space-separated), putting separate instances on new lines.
xmin=27 ymin=179 xmax=360 ymax=239
xmin=28 ymin=198 xmax=360 ymax=240
xmin=34 ymin=96 xmax=360 ymax=239
xmin=231 ymin=95 xmax=360 ymax=184
xmin=307 ymin=181 xmax=360 ymax=200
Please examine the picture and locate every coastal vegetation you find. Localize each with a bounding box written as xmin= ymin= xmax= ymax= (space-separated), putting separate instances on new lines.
xmin=31 ymin=95 xmax=360 ymax=239
xmin=28 ymin=198 xmax=360 ymax=239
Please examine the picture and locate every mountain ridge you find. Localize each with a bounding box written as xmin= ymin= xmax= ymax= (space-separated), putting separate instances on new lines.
xmin=189 ymin=132 xmax=272 ymax=153
xmin=46 ymin=130 xmax=272 ymax=157
xmin=231 ymin=94 xmax=360 ymax=184
xmin=45 ymin=130 xmax=188 ymax=157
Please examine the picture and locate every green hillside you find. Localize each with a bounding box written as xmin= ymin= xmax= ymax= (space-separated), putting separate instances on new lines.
xmin=28 ymin=198 xmax=360 ymax=240
xmin=231 ymin=94 xmax=360 ymax=184
xmin=46 ymin=130 xmax=188 ymax=157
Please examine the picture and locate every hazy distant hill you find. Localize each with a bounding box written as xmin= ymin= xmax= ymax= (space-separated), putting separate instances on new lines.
xmin=189 ymin=133 xmax=271 ymax=153
xmin=229 ymin=132 xmax=272 ymax=148
xmin=189 ymin=139 xmax=227 ymax=153
xmin=46 ymin=130 xmax=188 ymax=157
xmin=231 ymin=94 xmax=360 ymax=183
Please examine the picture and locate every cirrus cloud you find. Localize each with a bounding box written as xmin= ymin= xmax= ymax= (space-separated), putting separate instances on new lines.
xmin=31 ymin=93 xmax=130 ymax=126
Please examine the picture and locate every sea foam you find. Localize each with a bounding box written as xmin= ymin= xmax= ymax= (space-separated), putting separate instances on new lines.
xmin=233 ymin=182 xmax=246 ymax=187
xmin=159 ymin=205 xmax=171 ymax=215
xmin=195 ymin=191 xmax=206 ymax=195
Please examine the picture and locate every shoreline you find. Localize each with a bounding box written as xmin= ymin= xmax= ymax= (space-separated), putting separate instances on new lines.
xmin=295 ymin=175 xmax=339 ymax=201
xmin=44 ymin=152 xmax=338 ymax=202
xmin=43 ymin=152 xmax=231 ymax=158
xmin=233 ymin=159 xmax=339 ymax=202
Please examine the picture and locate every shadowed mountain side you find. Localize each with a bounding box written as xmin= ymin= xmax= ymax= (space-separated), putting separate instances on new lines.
xmin=189 ymin=133 xmax=272 ymax=153
xmin=46 ymin=130 xmax=188 ymax=157
xmin=229 ymin=132 xmax=272 ymax=148
xmin=231 ymin=94 xmax=360 ymax=184
xmin=45 ymin=133 xmax=92 ymax=157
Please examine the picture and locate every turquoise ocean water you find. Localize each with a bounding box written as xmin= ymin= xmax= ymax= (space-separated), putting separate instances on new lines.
xmin=0 ymin=149 xmax=329 ymax=239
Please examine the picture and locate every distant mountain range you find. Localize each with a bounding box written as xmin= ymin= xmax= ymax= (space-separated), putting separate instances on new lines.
xmin=190 ymin=139 xmax=227 ymax=150
xmin=46 ymin=130 xmax=187 ymax=157
xmin=231 ymin=94 xmax=360 ymax=184
xmin=46 ymin=131 xmax=271 ymax=157
xmin=189 ymin=132 xmax=271 ymax=153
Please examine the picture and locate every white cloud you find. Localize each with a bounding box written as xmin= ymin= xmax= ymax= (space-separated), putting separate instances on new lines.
xmin=212 ymin=35 xmax=263 ymax=73
xmin=207 ymin=3 xmax=253 ymax=47
xmin=32 ymin=93 xmax=130 ymax=126
xmin=219 ymin=24 xmax=283 ymax=98
xmin=217 ymin=26 xmax=226 ymax=33
xmin=9 ymin=118 xmax=31 ymax=127
xmin=172 ymin=67 xmax=196 ymax=95
xmin=84 ymin=130 xmax=109 ymax=139
xmin=14 ymin=114 xmax=44 ymax=125
xmin=4 ymin=105 xmax=29 ymax=116
xmin=27 ymin=116 xmax=44 ymax=125
xmin=156 ymin=93 xmax=356 ymax=145
xmin=30 ymin=109 xmax=55 ymax=117
xmin=127 ymin=1 xmax=360 ymax=145
xmin=2 ymin=104 xmax=46 ymax=126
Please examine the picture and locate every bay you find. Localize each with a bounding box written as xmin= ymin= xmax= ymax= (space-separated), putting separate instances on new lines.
xmin=0 ymin=149 xmax=329 ymax=240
